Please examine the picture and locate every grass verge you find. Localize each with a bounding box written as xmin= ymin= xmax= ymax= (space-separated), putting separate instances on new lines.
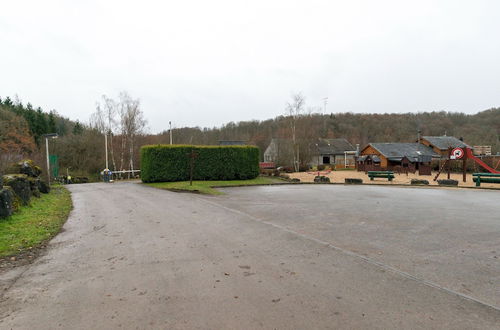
xmin=0 ymin=185 xmax=72 ymax=258
xmin=145 ymin=176 xmax=283 ymax=195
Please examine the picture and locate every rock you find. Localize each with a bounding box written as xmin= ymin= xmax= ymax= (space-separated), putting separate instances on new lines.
xmin=72 ymin=177 xmax=89 ymax=184
xmin=411 ymin=179 xmax=429 ymax=185
xmin=37 ymin=180 xmax=50 ymax=194
xmin=2 ymin=174 xmax=31 ymax=206
xmin=8 ymin=159 xmax=42 ymax=178
xmin=437 ymin=179 xmax=458 ymax=186
xmin=314 ymin=176 xmax=330 ymax=183
xmin=0 ymin=188 xmax=14 ymax=218
xmin=345 ymin=178 xmax=363 ymax=184
xmin=290 ymin=178 xmax=300 ymax=183
xmin=27 ymin=177 xmax=41 ymax=198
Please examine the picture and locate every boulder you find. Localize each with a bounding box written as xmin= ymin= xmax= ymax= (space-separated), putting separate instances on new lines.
xmin=2 ymin=174 xmax=31 ymax=206
xmin=72 ymin=177 xmax=89 ymax=184
xmin=345 ymin=178 xmax=363 ymax=184
xmin=8 ymin=159 xmax=42 ymax=178
xmin=437 ymin=179 xmax=458 ymax=186
xmin=0 ymin=188 xmax=14 ymax=218
xmin=37 ymin=180 xmax=50 ymax=194
xmin=314 ymin=176 xmax=330 ymax=183
xmin=27 ymin=177 xmax=41 ymax=198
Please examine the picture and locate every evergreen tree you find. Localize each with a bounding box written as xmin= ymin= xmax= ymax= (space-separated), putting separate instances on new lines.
xmin=48 ymin=111 xmax=57 ymax=133
xmin=73 ymin=121 xmax=84 ymax=135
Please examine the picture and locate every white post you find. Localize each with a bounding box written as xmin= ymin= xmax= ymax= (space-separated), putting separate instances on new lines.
xmin=45 ymin=137 xmax=50 ymax=186
xmin=169 ymin=121 xmax=173 ymax=145
xmin=105 ymin=133 xmax=109 ymax=169
xmin=345 ymin=152 xmax=347 ymax=168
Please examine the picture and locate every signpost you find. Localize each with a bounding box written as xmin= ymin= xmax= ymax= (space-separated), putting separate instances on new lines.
xmin=450 ymin=147 xmax=464 ymax=160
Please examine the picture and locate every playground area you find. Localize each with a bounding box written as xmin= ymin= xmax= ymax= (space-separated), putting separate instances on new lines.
xmin=290 ymin=147 xmax=500 ymax=188
xmin=288 ymin=170 xmax=500 ymax=188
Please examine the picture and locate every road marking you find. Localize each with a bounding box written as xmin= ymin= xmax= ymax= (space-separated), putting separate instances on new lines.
xmin=198 ymin=197 xmax=500 ymax=313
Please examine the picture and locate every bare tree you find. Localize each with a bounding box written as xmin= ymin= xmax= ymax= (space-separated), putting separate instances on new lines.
xmin=285 ymin=92 xmax=305 ymax=171
xmin=118 ymin=92 xmax=147 ymax=178
xmin=91 ymin=95 xmax=118 ymax=171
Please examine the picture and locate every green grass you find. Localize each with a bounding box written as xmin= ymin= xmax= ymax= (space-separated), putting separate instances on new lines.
xmin=145 ymin=176 xmax=282 ymax=195
xmin=0 ymin=185 xmax=72 ymax=257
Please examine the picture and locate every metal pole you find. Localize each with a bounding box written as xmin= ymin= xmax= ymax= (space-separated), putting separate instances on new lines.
xmin=169 ymin=121 xmax=172 ymax=145
xmin=105 ymin=133 xmax=109 ymax=169
xmin=45 ymin=137 xmax=51 ymax=186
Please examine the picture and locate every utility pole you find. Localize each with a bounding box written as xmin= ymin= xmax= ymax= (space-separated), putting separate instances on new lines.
xmin=323 ymin=97 xmax=328 ymax=114
xmin=42 ymin=133 xmax=58 ymax=186
xmin=169 ymin=121 xmax=173 ymax=145
xmin=105 ymin=132 xmax=109 ymax=169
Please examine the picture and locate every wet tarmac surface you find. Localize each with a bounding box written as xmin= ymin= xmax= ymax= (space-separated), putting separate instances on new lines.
xmin=1 ymin=182 xmax=499 ymax=329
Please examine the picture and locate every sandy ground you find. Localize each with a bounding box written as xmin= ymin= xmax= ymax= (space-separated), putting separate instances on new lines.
xmin=289 ymin=170 xmax=500 ymax=188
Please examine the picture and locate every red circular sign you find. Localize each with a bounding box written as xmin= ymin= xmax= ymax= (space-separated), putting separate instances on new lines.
xmin=451 ymin=147 xmax=464 ymax=159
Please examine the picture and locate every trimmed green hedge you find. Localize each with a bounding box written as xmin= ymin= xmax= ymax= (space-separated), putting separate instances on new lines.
xmin=141 ymin=145 xmax=260 ymax=182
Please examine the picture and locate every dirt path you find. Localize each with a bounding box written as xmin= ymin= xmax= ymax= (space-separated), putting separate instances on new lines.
xmin=0 ymin=182 xmax=498 ymax=329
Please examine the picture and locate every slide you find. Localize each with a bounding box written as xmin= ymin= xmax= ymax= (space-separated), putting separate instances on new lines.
xmin=465 ymin=148 xmax=500 ymax=174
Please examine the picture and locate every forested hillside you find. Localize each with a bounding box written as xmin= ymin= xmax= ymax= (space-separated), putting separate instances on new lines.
xmin=157 ymin=108 xmax=500 ymax=161
xmin=1 ymin=93 xmax=499 ymax=178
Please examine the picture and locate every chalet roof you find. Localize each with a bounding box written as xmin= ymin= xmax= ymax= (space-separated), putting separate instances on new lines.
xmin=421 ymin=136 xmax=470 ymax=150
xmin=317 ymin=138 xmax=355 ymax=155
xmin=369 ymin=143 xmax=439 ymax=162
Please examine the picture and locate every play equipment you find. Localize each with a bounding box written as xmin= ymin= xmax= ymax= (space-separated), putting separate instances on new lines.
xmin=465 ymin=148 xmax=500 ymax=174
xmin=434 ymin=147 xmax=499 ymax=182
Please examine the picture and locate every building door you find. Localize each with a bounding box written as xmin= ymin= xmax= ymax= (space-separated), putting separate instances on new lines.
xmin=322 ymin=156 xmax=330 ymax=164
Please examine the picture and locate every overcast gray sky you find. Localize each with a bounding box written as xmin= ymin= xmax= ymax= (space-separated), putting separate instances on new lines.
xmin=1 ymin=0 xmax=499 ymax=133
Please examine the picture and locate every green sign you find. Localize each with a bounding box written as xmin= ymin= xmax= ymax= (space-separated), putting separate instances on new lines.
xmin=49 ymin=155 xmax=59 ymax=178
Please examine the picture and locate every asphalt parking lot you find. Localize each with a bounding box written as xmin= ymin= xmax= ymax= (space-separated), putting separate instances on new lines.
xmin=1 ymin=182 xmax=499 ymax=329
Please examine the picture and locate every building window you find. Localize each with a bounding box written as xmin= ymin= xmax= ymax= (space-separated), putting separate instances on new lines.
xmin=322 ymin=156 xmax=330 ymax=164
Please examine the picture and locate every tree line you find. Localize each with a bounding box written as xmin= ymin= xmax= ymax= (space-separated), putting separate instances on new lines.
xmin=1 ymin=92 xmax=499 ymax=178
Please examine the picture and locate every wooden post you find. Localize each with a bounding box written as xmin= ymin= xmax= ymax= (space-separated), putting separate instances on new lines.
xmin=463 ymin=154 xmax=467 ymax=182
xmin=447 ymin=147 xmax=451 ymax=179
xmin=187 ymin=149 xmax=199 ymax=186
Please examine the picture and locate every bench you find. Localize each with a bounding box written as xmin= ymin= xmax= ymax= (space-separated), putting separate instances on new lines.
xmin=472 ymin=173 xmax=500 ymax=187
xmin=368 ymin=171 xmax=395 ymax=181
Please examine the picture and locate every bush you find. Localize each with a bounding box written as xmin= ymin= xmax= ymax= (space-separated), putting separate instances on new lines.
xmin=141 ymin=145 xmax=260 ymax=183
xmin=314 ymin=176 xmax=330 ymax=183
xmin=345 ymin=178 xmax=363 ymax=184
xmin=437 ymin=179 xmax=458 ymax=186
xmin=411 ymin=179 xmax=429 ymax=185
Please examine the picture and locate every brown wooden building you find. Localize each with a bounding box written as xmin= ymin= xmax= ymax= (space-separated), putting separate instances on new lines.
xmin=358 ymin=143 xmax=439 ymax=175
xmin=419 ymin=136 xmax=470 ymax=158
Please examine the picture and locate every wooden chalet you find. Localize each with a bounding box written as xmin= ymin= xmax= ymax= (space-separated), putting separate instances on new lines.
xmin=419 ymin=136 xmax=470 ymax=158
xmin=358 ymin=143 xmax=439 ymax=175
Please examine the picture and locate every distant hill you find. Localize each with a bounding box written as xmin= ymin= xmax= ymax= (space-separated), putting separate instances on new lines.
xmin=154 ymin=108 xmax=500 ymax=157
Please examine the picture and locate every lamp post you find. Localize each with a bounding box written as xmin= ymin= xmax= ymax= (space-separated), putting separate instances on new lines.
xmin=43 ymin=133 xmax=58 ymax=186
xmin=169 ymin=121 xmax=173 ymax=145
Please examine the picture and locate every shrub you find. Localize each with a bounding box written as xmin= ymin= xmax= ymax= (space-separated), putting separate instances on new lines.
xmin=411 ymin=179 xmax=429 ymax=185
xmin=314 ymin=176 xmax=330 ymax=183
xmin=437 ymin=179 xmax=458 ymax=186
xmin=345 ymin=178 xmax=363 ymax=184
xmin=141 ymin=145 xmax=260 ymax=183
